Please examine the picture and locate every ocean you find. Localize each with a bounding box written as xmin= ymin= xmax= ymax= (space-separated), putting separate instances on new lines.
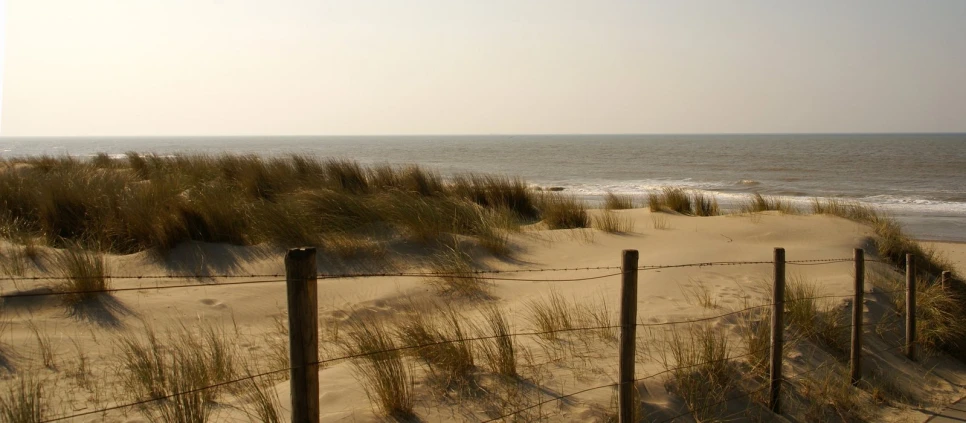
xmin=2 ymin=133 xmax=965 ymax=242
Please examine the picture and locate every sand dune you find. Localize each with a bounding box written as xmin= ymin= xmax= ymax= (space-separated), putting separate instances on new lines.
xmin=2 ymin=210 xmax=965 ymax=422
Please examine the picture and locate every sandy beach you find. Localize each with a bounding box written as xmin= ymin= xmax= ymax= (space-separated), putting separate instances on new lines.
xmin=3 ymin=206 xmax=965 ymax=422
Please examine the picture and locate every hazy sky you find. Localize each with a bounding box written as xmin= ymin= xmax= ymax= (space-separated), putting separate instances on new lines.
xmin=2 ymin=1 xmax=966 ymax=136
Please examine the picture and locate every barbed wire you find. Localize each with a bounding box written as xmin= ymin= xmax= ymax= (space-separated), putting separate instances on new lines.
xmin=0 ymin=278 xmax=289 ymax=299
xmin=35 ymin=302 xmax=913 ymax=423
xmin=0 ymin=255 xmax=891 ymax=282
xmin=14 ymin=254 xmax=932 ymax=423
xmin=477 ymin=317 xmax=868 ymax=422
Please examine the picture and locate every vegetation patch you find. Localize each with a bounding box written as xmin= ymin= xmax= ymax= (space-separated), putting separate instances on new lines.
xmin=648 ymin=188 xmax=720 ymax=216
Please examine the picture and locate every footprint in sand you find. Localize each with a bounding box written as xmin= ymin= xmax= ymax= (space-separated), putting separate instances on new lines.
xmin=200 ymin=298 xmax=227 ymax=309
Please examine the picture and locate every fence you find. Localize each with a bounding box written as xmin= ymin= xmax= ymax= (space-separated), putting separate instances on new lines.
xmin=0 ymin=247 xmax=951 ymax=423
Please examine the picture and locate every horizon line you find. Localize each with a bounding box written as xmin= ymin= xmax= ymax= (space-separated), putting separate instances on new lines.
xmin=2 ymin=131 xmax=966 ymax=138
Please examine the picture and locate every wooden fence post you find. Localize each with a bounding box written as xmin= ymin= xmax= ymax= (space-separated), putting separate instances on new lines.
xmin=618 ymin=249 xmax=639 ymax=423
xmin=942 ymin=271 xmax=951 ymax=291
xmin=850 ymin=248 xmax=864 ymax=386
xmin=905 ymin=254 xmax=916 ymax=362
xmin=286 ymin=248 xmax=319 ymax=423
xmin=769 ymin=247 xmax=785 ymax=414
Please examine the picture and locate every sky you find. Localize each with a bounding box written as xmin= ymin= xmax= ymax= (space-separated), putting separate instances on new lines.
xmin=1 ymin=1 xmax=965 ymax=136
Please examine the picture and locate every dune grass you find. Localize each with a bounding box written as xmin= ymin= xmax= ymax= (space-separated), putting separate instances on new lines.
xmin=117 ymin=322 xmax=238 ymax=422
xmin=396 ymin=302 xmax=475 ymax=386
xmin=812 ymin=198 xmax=955 ymax=278
xmin=603 ymin=192 xmax=634 ymax=210
xmin=660 ymin=323 xmax=737 ymax=422
xmin=426 ymin=244 xmax=489 ymax=296
xmin=525 ymin=290 xmax=577 ymax=341
xmin=737 ymin=307 xmax=771 ymax=377
xmin=238 ymin=363 xmax=283 ymax=423
xmin=537 ymin=193 xmax=589 ymax=229
xmin=343 ymin=317 xmax=414 ymax=419
xmin=648 ymin=188 xmax=720 ymax=216
xmin=0 ymin=374 xmax=44 ymax=423
xmin=812 ymin=198 xmax=964 ymax=353
xmin=0 ymin=154 xmax=548 ymax=257
xmin=26 ymin=322 xmax=55 ymax=369
xmin=54 ymin=246 xmax=109 ymax=309
xmin=592 ymin=210 xmax=634 ymax=233
xmin=742 ymin=193 xmax=797 ymax=214
xmin=478 ymin=306 xmax=517 ymax=378
xmin=869 ymin=267 xmax=966 ymax=354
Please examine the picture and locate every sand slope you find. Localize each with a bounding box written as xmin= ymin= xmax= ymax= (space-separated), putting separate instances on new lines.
xmin=2 ymin=210 xmax=965 ymax=422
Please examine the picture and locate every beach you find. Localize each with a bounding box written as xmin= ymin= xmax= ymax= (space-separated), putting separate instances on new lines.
xmin=2 ymin=169 xmax=965 ymax=422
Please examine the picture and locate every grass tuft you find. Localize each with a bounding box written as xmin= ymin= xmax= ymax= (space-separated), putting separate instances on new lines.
xmin=592 ymin=211 xmax=634 ymax=233
xmin=426 ymin=244 xmax=488 ymax=296
xmin=742 ymin=193 xmax=797 ymax=214
xmin=537 ymin=193 xmax=589 ymax=229
xmin=117 ymin=322 xmax=238 ymax=422
xmin=396 ymin=302 xmax=475 ymax=386
xmin=524 ymin=290 xmax=577 ymax=341
xmin=660 ymin=323 xmax=736 ymax=422
xmin=0 ymin=374 xmax=44 ymax=423
xmin=343 ymin=317 xmax=415 ymax=419
xmin=603 ymin=192 xmax=634 ymax=210
xmin=648 ymin=188 xmax=719 ymax=216
xmin=737 ymin=307 xmax=771 ymax=376
xmin=478 ymin=306 xmax=517 ymax=378
xmin=54 ymin=246 xmax=110 ymax=309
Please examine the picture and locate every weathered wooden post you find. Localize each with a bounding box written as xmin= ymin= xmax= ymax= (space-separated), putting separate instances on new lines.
xmin=618 ymin=249 xmax=639 ymax=423
xmin=905 ymin=254 xmax=916 ymax=361
xmin=769 ymin=247 xmax=785 ymax=414
xmin=850 ymin=248 xmax=864 ymax=386
xmin=942 ymin=271 xmax=952 ymax=291
xmin=286 ymin=247 xmax=319 ymax=423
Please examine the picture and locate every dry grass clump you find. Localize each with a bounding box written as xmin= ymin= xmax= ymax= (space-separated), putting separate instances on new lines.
xmin=426 ymin=245 xmax=488 ymax=296
xmin=396 ymin=302 xmax=475 ymax=386
xmin=343 ymin=317 xmax=415 ymax=419
xmin=811 ymin=198 xmax=881 ymax=223
xmin=871 ymin=218 xmax=954 ymax=278
xmin=742 ymin=193 xmax=797 ymax=214
xmin=660 ymin=323 xmax=737 ymax=422
xmin=117 ymin=323 xmax=238 ymax=422
xmin=478 ymin=306 xmax=517 ymax=378
xmin=737 ymin=307 xmax=771 ymax=376
xmin=579 ymin=294 xmax=618 ymax=342
xmin=525 ymin=290 xmax=577 ymax=341
xmin=913 ymin=279 xmax=966 ymax=353
xmin=648 ymin=188 xmax=719 ymax=216
xmin=812 ymin=198 xmax=955 ymax=278
xmin=592 ymin=211 xmax=634 ymax=233
xmin=682 ymin=278 xmax=718 ymax=309
xmin=0 ymin=154 xmax=537 ymax=256
xmin=26 ymin=322 xmax=56 ymax=369
xmin=781 ymin=274 xmax=850 ymax=353
xmin=648 ymin=187 xmax=691 ymax=214
xmin=650 ymin=213 xmax=670 ymax=230
xmin=871 ymin=268 xmax=966 ymax=354
xmin=603 ymin=192 xmax=634 ymax=210
xmin=54 ymin=246 xmax=109 ymax=309
xmin=798 ymin=365 xmax=873 ymax=422
xmin=451 ymin=174 xmax=538 ymax=220
xmin=783 ymin=274 xmax=821 ymax=336
xmin=0 ymin=242 xmax=30 ymax=276
xmin=537 ymin=193 xmax=589 ymax=229
xmin=238 ymin=365 xmax=283 ymax=423
xmin=0 ymin=374 xmax=44 ymax=423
